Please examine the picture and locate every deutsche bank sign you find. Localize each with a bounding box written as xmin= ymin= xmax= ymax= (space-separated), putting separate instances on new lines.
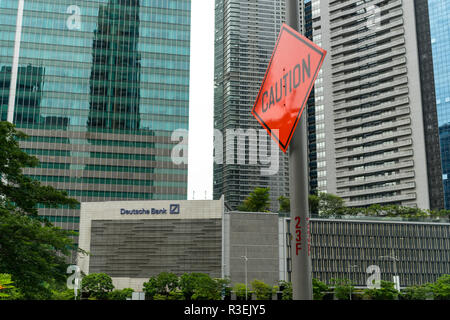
xmin=120 ymin=204 xmax=180 ymax=215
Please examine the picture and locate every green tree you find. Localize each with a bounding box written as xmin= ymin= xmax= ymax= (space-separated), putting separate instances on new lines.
xmin=362 ymin=280 xmax=398 ymax=300
xmin=142 ymin=276 xmax=158 ymax=299
xmin=318 ymin=192 xmax=345 ymax=217
xmin=251 ymin=279 xmax=275 ymax=300
xmin=401 ymin=285 xmax=434 ymax=300
xmin=179 ymin=273 xmax=223 ymax=300
xmin=51 ymin=289 xmax=76 ymax=300
xmin=0 ymin=122 xmax=78 ymax=216
xmin=215 ymin=277 xmax=232 ymax=299
xmin=330 ymin=278 xmax=354 ymax=300
xmin=308 ymin=194 xmax=319 ymax=215
xmin=233 ymin=283 xmax=251 ymax=300
xmin=429 ymin=274 xmax=450 ymax=300
xmin=81 ymin=273 xmax=114 ymax=300
xmin=0 ymin=122 xmax=80 ymax=299
xmin=237 ymin=187 xmax=270 ymax=212
xmin=313 ymin=278 xmax=329 ymax=300
xmin=278 ymin=280 xmax=292 ymax=300
xmin=0 ymin=274 xmax=15 ymax=300
xmin=191 ymin=276 xmax=223 ymax=300
xmin=143 ymin=272 xmax=179 ymax=299
xmin=108 ymin=288 xmax=134 ymax=300
xmin=179 ymin=273 xmax=201 ymax=300
xmin=277 ymin=195 xmax=290 ymax=213
xmin=0 ymin=206 xmax=79 ymax=299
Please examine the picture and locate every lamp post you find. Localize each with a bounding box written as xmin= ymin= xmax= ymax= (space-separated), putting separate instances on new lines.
xmin=241 ymin=247 xmax=248 ymax=300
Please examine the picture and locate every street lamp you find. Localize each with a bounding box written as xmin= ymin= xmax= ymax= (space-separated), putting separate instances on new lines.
xmin=347 ymin=264 xmax=359 ymax=300
xmin=379 ymin=250 xmax=400 ymax=291
xmin=241 ymin=247 xmax=248 ymax=300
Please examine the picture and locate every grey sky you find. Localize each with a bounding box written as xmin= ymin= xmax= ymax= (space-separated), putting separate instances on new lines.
xmin=187 ymin=0 xmax=214 ymax=200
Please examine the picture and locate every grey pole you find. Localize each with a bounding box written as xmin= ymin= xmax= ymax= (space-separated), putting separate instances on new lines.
xmin=286 ymin=0 xmax=313 ymax=300
xmin=241 ymin=247 xmax=248 ymax=300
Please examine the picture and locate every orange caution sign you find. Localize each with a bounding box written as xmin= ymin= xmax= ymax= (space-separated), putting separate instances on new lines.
xmin=252 ymin=23 xmax=326 ymax=153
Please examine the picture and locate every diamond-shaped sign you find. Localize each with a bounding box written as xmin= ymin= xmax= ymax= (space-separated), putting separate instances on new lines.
xmin=251 ymin=23 xmax=326 ymax=153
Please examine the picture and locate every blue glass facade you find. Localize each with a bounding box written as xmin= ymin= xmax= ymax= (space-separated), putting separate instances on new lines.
xmin=0 ymin=0 xmax=190 ymax=231
xmin=429 ymin=0 xmax=450 ymax=208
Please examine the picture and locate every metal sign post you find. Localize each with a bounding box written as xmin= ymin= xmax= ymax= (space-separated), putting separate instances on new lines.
xmin=251 ymin=0 xmax=325 ymax=300
xmin=286 ymin=0 xmax=313 ymax=300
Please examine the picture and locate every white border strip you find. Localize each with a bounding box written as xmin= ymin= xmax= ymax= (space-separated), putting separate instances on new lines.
xmin=7 ymin=0 xmax=25 ymax=123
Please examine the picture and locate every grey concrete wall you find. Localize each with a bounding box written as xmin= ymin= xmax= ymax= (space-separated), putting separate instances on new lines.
xmin=226 ymin=212 xmax=280 ymax=287
xmin=89 ymin=218 xmax=222 ymax=279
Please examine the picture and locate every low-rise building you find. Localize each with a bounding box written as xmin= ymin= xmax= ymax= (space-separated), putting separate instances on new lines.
xmin=77 ymin=199 xmax=450 ymax=291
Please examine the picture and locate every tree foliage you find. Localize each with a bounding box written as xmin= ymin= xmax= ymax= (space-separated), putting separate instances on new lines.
xmin=278 ymin=280 xmax=292 ymax=300
xmin=401 ymin=285 xmax=434 ymax=300
xmin=363 ymin=280 xmax=398 ymax=300
xmin=179 ymin=273 xmax=225 ymax=300
xmin=308 ymin=194 xmax=319 ymax=215
xmin=81 ymin=273 xmax=114 ymax=300
xmin=143 ymin=272 xmax=179 ymax=300
xmin=0 ymin=122 xmax=81 ymax=299
xmin=0 ymin=206 xmax=77 ymax=299
xmin=0 ymin=274 xmax=15 ymax=299
xmin=0 ymin=121 xmax=78 ymax=216
xmin=428 ymin=274 xmax=450 ymax=300
xmin=108 ymin=288 xmax=134 ymax=300
xmin=51 ymin=289 xmax=76 ymax=300
xmin=313 ymin=278 xmax=329 ymax=300
xmin=317 ymin=193 xmax=346 ymax=217
xmin=233 ymin=283 xmax=251 ymax=300
xmin=143 ymin=272 xmax=229 ymax=300
xmin=251 ymin=279 xmax=276 ymax=300
xmin=330 ymin=278 xmax=354 ymax=300
xmin=237 ymin=187 xmax=270 ymax=212
xmin=277 ymin=196 xmax=290 ymax=213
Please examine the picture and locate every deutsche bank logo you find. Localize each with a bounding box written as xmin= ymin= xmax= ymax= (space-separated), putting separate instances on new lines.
xmin=170 ymin=204 xmax=180 ymax=214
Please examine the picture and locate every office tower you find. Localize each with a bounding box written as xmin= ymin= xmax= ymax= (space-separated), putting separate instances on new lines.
xmin=307 ymin=0 xmax=443 ymax=209
xmin=304 ymin=0 xmax=318 ymax=194
xmin=428 ymin=0 xmax=450 ymax=209
xmin=214 ymin=0 xmax=304 ymax=211
xmin=0 ymin=1 xmax=191 ymax=234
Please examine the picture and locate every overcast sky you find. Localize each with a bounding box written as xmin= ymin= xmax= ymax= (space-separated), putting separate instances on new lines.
xmin=187 ymin=0 xmax=215 ymax=200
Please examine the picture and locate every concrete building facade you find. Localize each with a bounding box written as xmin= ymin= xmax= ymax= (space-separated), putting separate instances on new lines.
xmin=213 ymin=0 xmax=307 ymax=211
xmin=78 ymin=199 xmax=450 ymax=291
xmin=309 ymin=0 xmax=443 ymax=209
xmin=0 ymin=0 xmax=191 ymax=237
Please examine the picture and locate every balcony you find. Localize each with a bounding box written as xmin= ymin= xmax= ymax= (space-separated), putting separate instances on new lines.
xmin=338 ymin=182 xmax=416 ymax=198
xmin=334 ymin=118 xmax=411 ymax=140
xmin=335 ymin=150 xmax=413 ymax=169
xmin=336 ymin=160 xmax=414 ymax=178
xmin=337 ymin=171 xmax=415 ymax=188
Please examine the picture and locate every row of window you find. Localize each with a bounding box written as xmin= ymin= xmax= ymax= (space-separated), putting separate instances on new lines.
xmin=23 ymin=148 xmax=169 ymax=161
xmin=66 ymin=189 xmax=184 ymax=199
xmin=36 ymin=162 xmax=187 ymax=175
xmin=13 ymin=122 xmax=187 ymax=135
xmin=41 ymin=215 xmax=80 ymax=224
xmin=29 ymin=174 xmax=186 ymax=188
xmin=310 ymin=221 xmax=450 ymax=238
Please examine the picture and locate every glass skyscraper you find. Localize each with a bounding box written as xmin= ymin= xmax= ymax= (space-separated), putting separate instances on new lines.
xmin=0 ymin=0 xmax=191 ymax=233
xmin=307 ymin=0 xmax=443 ymax=210
xmin=214 ymin=0 xmax=306 ymax=211
xmin=428 ymin=0 xmax=450 ymax=208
